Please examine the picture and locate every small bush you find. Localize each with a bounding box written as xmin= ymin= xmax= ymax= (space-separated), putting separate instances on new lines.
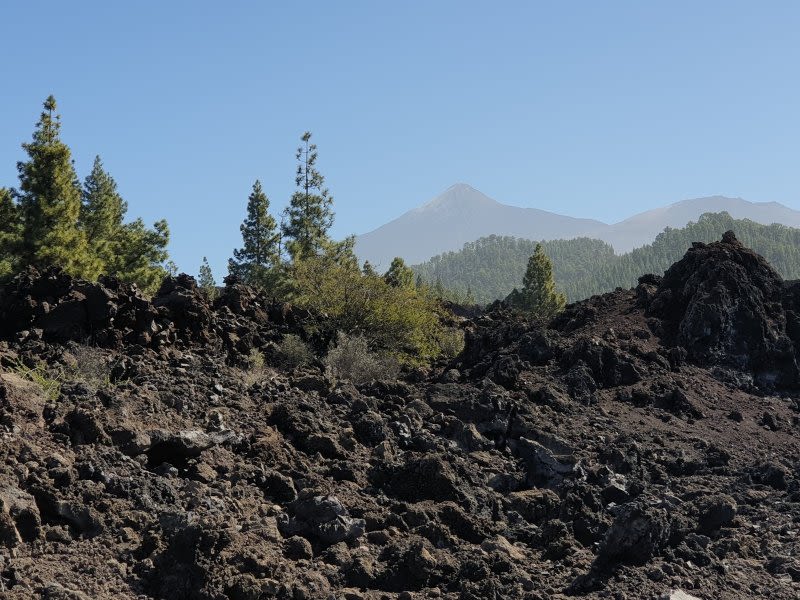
xmin=242 ymin=348 xmax=275 ymax=386
xmin=278 ymin=334 xmax=313 ymax=369
xmin=438 ymin=327 xmax=465 ymax=358
xmin=63 ymin=345 xmax=111 ymax=391
xmin=324 ymin=332 xmax=399 ymax=385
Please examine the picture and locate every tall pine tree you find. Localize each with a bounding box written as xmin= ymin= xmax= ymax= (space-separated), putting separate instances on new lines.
xmin=506 ymin=244 xmax=566 ymax=318
xmin=15 ymin=96 xmax=98 ymax=277
xmin=229 ymin=180 xmax=281 ymax=288
xmin=282 ymin=132 xmax=334 ymax=260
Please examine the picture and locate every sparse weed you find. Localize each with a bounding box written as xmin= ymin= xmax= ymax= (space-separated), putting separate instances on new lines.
xmin=63 ymin=345 xmax=112 ymax=391
xmin=324 ymin=332 xmax=399 ymax=385
xmin=243 ymin=348 xmax=275 ymax=387
xmin=9 ymin=358 xmax=63 ymax=401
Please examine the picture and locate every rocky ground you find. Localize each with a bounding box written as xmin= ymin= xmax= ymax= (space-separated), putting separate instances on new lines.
xmin=0 ymin=232 xmax=799 ymax=599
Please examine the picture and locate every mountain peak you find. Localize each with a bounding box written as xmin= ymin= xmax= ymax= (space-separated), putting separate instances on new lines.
xmin=417 ymin=183 xmax=499 ymax=212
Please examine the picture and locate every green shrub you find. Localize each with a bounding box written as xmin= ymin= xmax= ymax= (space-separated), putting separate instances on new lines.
xmin=290 ymin=247 xmax=449 ymax=365
xmin=324 ymin=332 xmax=399 ymax=385
xmin=278 ymin=334 xmax=313 ymax=369
xmin=437 ymin=327 xmax=465 ymax=358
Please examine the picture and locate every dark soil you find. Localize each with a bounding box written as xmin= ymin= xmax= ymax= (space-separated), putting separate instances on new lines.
xmin=0 ymin=232 xmax=799 ymax=599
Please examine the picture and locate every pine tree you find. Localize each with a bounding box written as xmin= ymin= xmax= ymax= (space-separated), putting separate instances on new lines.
xmin=15 ymin=96 xmax=98 ymax=277
xmin=362 ymin=260 xmax=378 ymax=277
xmin=77 ymin=155 xmax=169 ymax=294
xmin=384 ymin=257 xmax=415 ymax=288
xmin=111 ymin=218 xmax=170 ymax=294
xmin=165 ymin=260 xmax=179 ymax=277
xmin=507 ymin=244 xmax=566 ymax=318
xmin=229 ymin=180 xmax=281 ymax=288
xmin=282 ymin=132 xmax=334 ymax=260
xmin=80 ymin=156 xmax=128 ymax=248
xmin=198 ymin=256 xmax=217 ymax=300
xmin=0 ymin=188 xmax=21 ymax=277
xmin=80 ymin=155 xmax=127 ymax=266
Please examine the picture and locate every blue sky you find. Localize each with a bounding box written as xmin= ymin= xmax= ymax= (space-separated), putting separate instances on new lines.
xmin=2 ymin=2 xmax=799 ymax=277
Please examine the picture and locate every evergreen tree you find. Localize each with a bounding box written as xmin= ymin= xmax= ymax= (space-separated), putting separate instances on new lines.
xmin=110 ymin=218 xmax=170 ymax=294
xmin=282 ymin=132 xmax=334 ymax=260
xmin=0 ymin=188 xmax=21 ymax=277
xmin=165 ymin=260 xmax=179 ymax=277
xmin=80 ymin=155 xmax=127 ymax=265
xmin=362 ymin=260 xmax=378 ymax=277
xmin=229 ymin=180 xmax=281 ymax=288
xmin=15 ymin=96 xmax=97 ymax=277
xmin=384 ymin=257 xmax=415 ymax=288
xmin=79 ymin=155 xmax=169 ymax=293
xmin=507 ymin=244 xmax=566 ymax=318
xmin=198 ymin=256 xmax=217 ymax=300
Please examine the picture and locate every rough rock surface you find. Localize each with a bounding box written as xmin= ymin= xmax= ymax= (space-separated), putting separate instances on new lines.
xmin=0 ymin=236 xmax=799 ymax=598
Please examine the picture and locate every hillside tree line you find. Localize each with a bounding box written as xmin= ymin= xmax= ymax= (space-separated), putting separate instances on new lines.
xmin=413 ymin=212 xmax=800 ymax=304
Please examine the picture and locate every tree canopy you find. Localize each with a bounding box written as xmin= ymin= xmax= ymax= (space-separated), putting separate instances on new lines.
xmin=15 ymin=95 xmax=98 ymax=278
xmin=3 ymin=97 xmax=170 ymax=293
xmin=228 ymin=180 xmax=282 ymax=289
xmin=282 ymin=132 xmax=334 ymax=260
xmin=506 ymin=244 xmax=566 ymax=317
xmin=414 ymin=212 xmax=800 ymax=304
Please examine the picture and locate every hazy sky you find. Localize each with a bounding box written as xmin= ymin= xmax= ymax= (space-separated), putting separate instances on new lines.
xmin=2 ymin=2 xmax=799 ymax=276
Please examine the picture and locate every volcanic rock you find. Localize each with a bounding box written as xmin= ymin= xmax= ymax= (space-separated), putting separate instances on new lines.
xmin=0 ymin=236 xmax=798 ymax=598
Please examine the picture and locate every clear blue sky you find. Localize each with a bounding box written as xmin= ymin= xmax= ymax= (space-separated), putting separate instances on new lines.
xmin=2 ymin=2 xmax=799 ymax=277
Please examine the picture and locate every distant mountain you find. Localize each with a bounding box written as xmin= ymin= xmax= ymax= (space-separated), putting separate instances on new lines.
xmin=354 ymin=183 xmax=604 ymax=268
xmin=596 ymin=195 xmax=800 ymax=252
xmin=354 ymin=185 xmax=800 ymax=266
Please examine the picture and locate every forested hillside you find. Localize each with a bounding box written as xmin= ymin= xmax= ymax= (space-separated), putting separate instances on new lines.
xmin=413 ymin=212 xmax=800 ymax=303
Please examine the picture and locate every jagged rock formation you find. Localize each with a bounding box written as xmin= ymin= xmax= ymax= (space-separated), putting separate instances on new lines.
xmin=0 ymin=235 xmax=799 ymax=598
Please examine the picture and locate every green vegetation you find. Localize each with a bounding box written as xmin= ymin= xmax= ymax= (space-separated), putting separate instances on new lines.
xmin=0 ymin=187 xmax=21 ymax=278
xmin=282 ymin=131 xmax=335 ymax=260
xmin=324 ymin=332 xmax=400 ymax=384
xmin=228 ymin=180 xmax=282 ymax=289
xmin=3 ymin=96 xmax=170 ymax=293
xmin=277 ymin=334 xmax=314 ymax=369
xmin=414 ymin=212 xmax=800 ymax=303
xmin=198 ymin=257 xmax=218 ymax=300
xmin=10 ymin=357 xmax=63 ymax=401
xmin=506 ymin=244 xmax=566 ymax=318
xmin=288 ymin=244 xmax=454 ymax=364
xmin=384 ymin=257 xmax=415 ymax=288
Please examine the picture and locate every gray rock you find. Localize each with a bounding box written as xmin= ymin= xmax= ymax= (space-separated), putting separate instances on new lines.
xmin=280 ymin=495 xmax=365 ymax=546
xmin=515 ymin=436 xmax=574 ymax=486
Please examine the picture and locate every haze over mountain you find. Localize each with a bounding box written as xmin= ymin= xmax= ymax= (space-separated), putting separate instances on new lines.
xmin=355 ymin=184 xmax=800 ymax=266
xmin=355 ymin=184 xmax=605 ymax=268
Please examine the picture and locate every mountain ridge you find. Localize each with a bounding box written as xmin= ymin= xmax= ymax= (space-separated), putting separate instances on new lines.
xmin=355 ymin=184 xmax=800 ymax=267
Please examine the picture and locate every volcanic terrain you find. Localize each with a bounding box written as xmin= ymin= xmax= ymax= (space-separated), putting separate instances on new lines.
xmin=0 ymin=233 xmax=799 ymax=599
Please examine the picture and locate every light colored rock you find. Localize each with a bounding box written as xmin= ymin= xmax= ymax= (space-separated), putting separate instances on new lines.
xmin=661 ymin=590 xmax=702 ymax=600
xmin=481 ymin=535 xmax=525 ymax=560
